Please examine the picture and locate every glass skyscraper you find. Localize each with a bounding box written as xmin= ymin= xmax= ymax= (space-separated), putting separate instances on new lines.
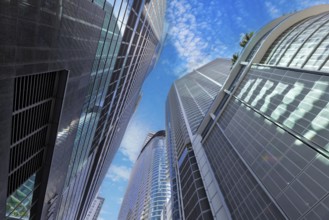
xmin=166 ymin=58 xmax=231 ymax=220
xmin=119 ymin=131 xmax=171 ymax=220
xmin=166 ymin=5 xmax=329 ymax=220
xmin=0 ymin=0 xmax=166 ymax=219
xmin=84 ymin=196 xmax=105 ymax=220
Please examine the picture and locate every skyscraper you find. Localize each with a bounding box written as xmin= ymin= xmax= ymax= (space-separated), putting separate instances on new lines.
xmin=166 ymin=58 xmax=231 ymax=220
xmin=119 ymin=130 xmax=171 ymax=220
xmin=84 ymin=196 xmax=105 ymax=220
xmin=167 ymin=5 xmax=329 ymax=220
xmin=0 ymin=0 xmax=166 ymax=219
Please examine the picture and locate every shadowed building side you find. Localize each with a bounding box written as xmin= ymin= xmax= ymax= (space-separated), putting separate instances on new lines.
xmin=0 ymin=0 xmax=166 ymax=219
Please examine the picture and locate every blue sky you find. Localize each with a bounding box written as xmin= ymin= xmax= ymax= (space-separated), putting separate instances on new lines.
xmin=98 ymin=0 xmax=328 ymax=219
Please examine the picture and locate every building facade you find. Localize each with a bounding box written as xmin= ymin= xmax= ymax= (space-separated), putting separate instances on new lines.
xmin=119 ymin=131 xmax=171 ymax=220
xmin=0 ymin=0 xmax=166 ymax=219
xmin=84 ymin=196 xmax=105 ymax=220
xmin=166 ymin=59 xmax=231 ymax=220
xmin=167 ymin=5 xmax=329 ymax=220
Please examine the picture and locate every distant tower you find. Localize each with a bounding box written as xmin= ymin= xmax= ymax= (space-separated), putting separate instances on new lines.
xmin=119 ymin=131 xmax=171 ymax=220
xmin=84 ymin=196 xmax=105 ymax=220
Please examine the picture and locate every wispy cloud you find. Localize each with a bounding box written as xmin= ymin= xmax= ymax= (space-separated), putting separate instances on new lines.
xmin=161 ymin=59 xmax=170 ymax=66
xmin=99 ymin=209 xmax=112 ymax=220
xmin=265 ymin=1 xmax=281 ymax=18
xmin=234 ymin=16 xmax=248 ymax=29
xmin=106 ymin=165 xmax=131 ymax=182
xmin=297 ymin=0 xmax=329 ymax=9
xmin=234 ymin=0 xmax=249 ymax=17
xmin=264 ymin=1 xmax=328 ymax=20
xmin=117 ymin=197 xmax=123 ymax=205
xmin=119 ymin=117 xmax=151 ymax=162
xmin=167 ymin=0 xmax=227 ymax=76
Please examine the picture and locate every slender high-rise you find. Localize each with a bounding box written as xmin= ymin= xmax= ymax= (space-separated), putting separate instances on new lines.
xmin=166 ymin=5 xmax=329 ymax=220
xmin=0 ymin=0 xmax=166 ymax=219
xmin=166 ymin=58 xmax=231 ymax=220
xmin=84 ymin=196 xmax=105 ymax=220
xmin=119 ymin=131 xmax=171 ymax=220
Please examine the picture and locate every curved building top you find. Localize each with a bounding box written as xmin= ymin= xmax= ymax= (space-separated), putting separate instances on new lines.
xmin=138 ymin=130 xmax=166 ymax=158
xmin=200 ymin=5 xmax=329 ymax=148
xmin=195 ymin=4 xmax=329 ymax=220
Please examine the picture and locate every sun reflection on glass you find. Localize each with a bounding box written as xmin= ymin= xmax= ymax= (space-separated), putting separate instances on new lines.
xmin=261 ymin=82 xmax=288 ymax=113
xmin=245 ymin=78 xmax=262 ymax=102
xmin=237 ymin=79 xmax=255 ymax=99
xmin=251 ymin=80 xmax=274 ymax=107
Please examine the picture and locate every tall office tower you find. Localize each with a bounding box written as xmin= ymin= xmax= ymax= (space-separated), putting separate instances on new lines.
xmin=119 ymin=131 xmax=171 ymax=220
xmin=84 ymin=196 xmax=104 ymax=220
xmin=160 ymin=197 xmax=172 ymax=220
xmin=166 ymin=58 xmax=231 ymax=220
xmin=169 ymin=5 xmax=329 ymax=220
xmin=0 ymin=0 xmax=166 ymax=219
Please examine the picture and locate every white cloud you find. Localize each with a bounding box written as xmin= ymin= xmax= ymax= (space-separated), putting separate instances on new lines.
xmin=117 ymin=197 xmax=123 ymax=205
xmin=106 ymin=165 xmax=131 ymax=182
xmin=167 ymin=0 xmax=226 ymax=76
xmin=234 ymin=0 xmax=249 ymax=17
xmin=99 ymin=209 xmax=112 ymax=219
xmin=161 ymin=59 xmax=170 ymax=66
xmin=119 ymin=117 xmax=151 ymax=162
xmin=234 ymin=16 xmax=247 ymax=29
xmin=297 ymin=0 xmax=329 ymax=9
xmin=265 ymin=1 xmax=281 ymax=18
xmin=265 ymin=1 xmax=329 ymax=20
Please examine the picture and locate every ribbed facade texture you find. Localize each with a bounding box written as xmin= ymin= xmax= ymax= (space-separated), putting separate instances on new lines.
xmin=167 ymin=5 xmax=329 ymax=220
xmin=0 ymin=0 xmax=165 ymax=219
xmin=165 ymin=59 xmax=231 ymax=220
xmin=119 ymin=131 xmax=171 ymax=220
xmin=84 ymin=196 xmax=104 ymax=220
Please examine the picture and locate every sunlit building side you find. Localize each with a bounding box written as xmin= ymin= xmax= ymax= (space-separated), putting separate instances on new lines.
xmin=119 ymin=131 xmax=171 ymax=220
xmin=165 ymin=59 xmax=231 ymax=220
xmin=192 ymin=5 xmax=329 ymax=220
